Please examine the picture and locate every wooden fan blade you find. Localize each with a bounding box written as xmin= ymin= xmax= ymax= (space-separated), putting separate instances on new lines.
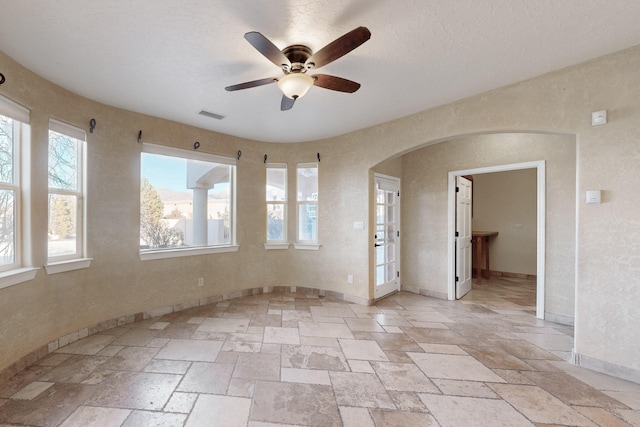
xmin=281 ymin=95 xmax=295 ymax=111
xmin=244 ymin=32 xmax=290 ymax=68
xmin=307 ymin=26 xmax=371 ymax=69
xmin=313 ymin=74 xmax=361 ymax=93
xmin=225 ymin=77 xmax=277 ymax=91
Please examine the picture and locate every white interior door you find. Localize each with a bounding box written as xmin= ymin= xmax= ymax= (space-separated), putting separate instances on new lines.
xmin=374 ymin=175 xmax=400 ymax=299
xmin=455 ymin=176 xmax=473 ymax=299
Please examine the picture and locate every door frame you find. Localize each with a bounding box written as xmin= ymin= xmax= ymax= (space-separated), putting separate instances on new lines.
xmin=447 ymin=161 xmax=546 ymax=319
xmin=373 ymin=173 xmax=401 ymax=299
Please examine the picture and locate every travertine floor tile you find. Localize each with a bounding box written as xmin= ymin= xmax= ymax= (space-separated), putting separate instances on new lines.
xmin=186 ymin=394 xmax=251 ymax=427
xmin=264 ymin=326 xmax=300 ymax=345
xmin=122 ymin=410 xmax=187 ymax=426
xmin=59 ymin=405 xmax=131 ymax=427
xmin=329 ymin=372 xmax=395 ymax=409
xmin=281 ymin=345 xmax=349 ymax=371
xmin=251 ymin=381 xmax=341 ymax=426
xmin=233 ymin=353 xmax=280 ymax=381
xmin=155 ymin=338 xmax=223 ymax=362
xmin=177 ymin=362 xmax=234 ymax=394
xmin=298 ymin=321 xmax=354 ymax=339
xmin=338 ymin=339 xmax=388 ymax=361
xmin=281 ymin=367 xmax=331 ymax=385
xmin=432 ymin=378 xmax=499 ymax=398
xmin=419 ymin=393 xmax=534 ymax=426
xmin=408 ymin=352 xmax=506 ymax=383
xmin=339 ymin=406 xmax=375 ymax=427
xmin=55 ymin=334 xmax=115 ymax=355
xmin=2 ymin=283 xmax=638 ymax=427
xmin=197 ymin=317 xmax=250 ymax=333
xmin=373 ymin=362 xmax=439 ymax=394
xmin=370 ymin=409 xmax=439 ymax=426
xmin=86 ymin=371 xmax=180 ymax=410
xmin=164 ymin=391 xmax=198 ymax=413
xmin=10 ymin=381 xmax=54 ymax=400
xmin=490 ymin=383 xmax=595 ymax=426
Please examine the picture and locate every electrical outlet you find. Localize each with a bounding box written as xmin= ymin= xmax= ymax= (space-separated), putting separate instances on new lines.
xmin=198 ymin=277 xmax=204 ymax=287
xmin=347 ymin=274 xmax=354 ymax=284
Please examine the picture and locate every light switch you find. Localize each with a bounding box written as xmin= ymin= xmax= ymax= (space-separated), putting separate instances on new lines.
xmin=591 ymin=110 xmax=607 ymax=126
xmin=586 ymin=190 xmax=601 ymax=204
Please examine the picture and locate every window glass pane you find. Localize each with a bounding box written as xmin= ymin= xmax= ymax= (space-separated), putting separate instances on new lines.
xmin=376 ymin=265 xmax=384 ymax=286
xmin=298 ymin=203 xmax=317 ymax=242
xmin=266 ymin=168 xmax=286 ymax=201
xmin=267 ymin=204 xmax=285 ymax=241
xmin=386 ymin=262 xmax=396 ymax=282
xmin=0 ymin=116 xmax=14 ymax=184
xmin=48 ymin=194 xmax=77 ymax=258
xmin=48 ymin=130 xmax=78 ymax=190
xmin=376 ymin=205 xmax=384 ymax=224
xmin=141 ymin=151 xmax=234 ymax=250
xmin=297 ymin=166 xmax=317 ymax=201
xmin=0 ymin=189 xmax=15 ymax=266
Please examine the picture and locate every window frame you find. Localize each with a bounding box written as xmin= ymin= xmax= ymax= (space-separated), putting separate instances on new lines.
xmin=0 ymin=95 xmax=28 ymax=273
xmin=139 ymin=143 xmax=238 ymax=260
xmin=46 ymin=119 xmax=87 ymax=265
xmin=294 ymin=162 xmax=319 ymax=249
xmin=265 ymin=163 xmax=288 ymax=248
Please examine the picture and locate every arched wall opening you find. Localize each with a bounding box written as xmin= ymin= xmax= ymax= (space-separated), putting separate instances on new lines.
xmin=371 ymin=132 xmax=577 ymax=325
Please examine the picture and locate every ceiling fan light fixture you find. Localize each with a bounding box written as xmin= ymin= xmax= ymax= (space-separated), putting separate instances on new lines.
xmin=277 ymin=73 xmax=314 ymax=99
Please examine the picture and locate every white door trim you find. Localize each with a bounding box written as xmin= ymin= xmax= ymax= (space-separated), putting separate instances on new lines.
xmin=447 ymin=161 xmax=546 ymax=319
xmin=374 ymin=173 xmax=401 ymax=299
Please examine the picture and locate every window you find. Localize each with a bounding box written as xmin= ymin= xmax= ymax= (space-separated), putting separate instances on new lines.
xmin=296 ymin=163 xmax=318 ymax=245
xmin=48 ymin=120 xmax=86 ymax=262
xmin=266 ymin=164 xmax=287 ymax=243
xmin=140 ymin=143 xmax=236 ymax=257
xmin=0 ymin=95 xmax=29 ymax=272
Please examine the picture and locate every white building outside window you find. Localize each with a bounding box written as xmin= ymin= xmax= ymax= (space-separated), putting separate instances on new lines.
xmin=140 ymin=143 xmax=236 ymax=259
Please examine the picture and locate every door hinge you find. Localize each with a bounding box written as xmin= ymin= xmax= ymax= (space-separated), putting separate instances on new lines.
xmin=455 ymin=231 xmax=459 ymax=237
xmin=397 ymin=271 xmax=400 ymax=278
xmin=397 ymin=230 xmax=400 ymax=237
xmin=455 ymin=276 xmax=459 ymax=282
xmin=455 ymin=186 xmax=459 ymax=192
xmin=397 ymin=191 xmax=400 ymax=197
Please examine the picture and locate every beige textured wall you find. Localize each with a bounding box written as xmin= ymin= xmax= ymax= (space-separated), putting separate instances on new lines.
xmin=1 ymin=43 xmax=639 ymax=377
xmin=400 ymin=133 xmax=576 ymax=316
xmin=472 ymin=169 xmax=538 ymax=276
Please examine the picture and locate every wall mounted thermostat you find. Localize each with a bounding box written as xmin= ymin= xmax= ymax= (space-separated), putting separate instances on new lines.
xmin=586 ymin=190 xmax=601 ymax=204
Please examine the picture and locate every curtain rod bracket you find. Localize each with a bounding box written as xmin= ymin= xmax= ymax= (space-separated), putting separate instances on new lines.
xmin=137 ymin=130 xmax=142 ymax=143
xmin=89 ymin=118 xmax=96 ymax=133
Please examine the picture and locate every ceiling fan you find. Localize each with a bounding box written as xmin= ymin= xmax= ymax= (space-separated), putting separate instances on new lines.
xmin=225 ymin=27 xmax=371 ymax=111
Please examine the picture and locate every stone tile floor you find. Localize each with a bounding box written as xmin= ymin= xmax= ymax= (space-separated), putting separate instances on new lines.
xmin=1 ymin=277 xmax=639 ymax=426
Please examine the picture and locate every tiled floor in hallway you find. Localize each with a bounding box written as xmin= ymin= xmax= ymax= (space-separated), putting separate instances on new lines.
xmin=1 ymin=277 xmax=639 ymax=426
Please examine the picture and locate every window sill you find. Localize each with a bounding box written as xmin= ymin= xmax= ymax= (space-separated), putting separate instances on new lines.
xmin=140 ymin=245 xmax=239 ymax=261
xmin=293 ymin=243 xmax=321 ymax=251
xmin=0 ymin=267 xmax=40 ymax=290
xmin=45 ymin=258 xmax=93 ymax=275
xmin=264 ymin=243 xmax=290 ymax=250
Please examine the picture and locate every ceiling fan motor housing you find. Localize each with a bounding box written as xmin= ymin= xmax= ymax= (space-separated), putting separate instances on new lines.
xmin=282 ymin=45 xmax=314 ymax=72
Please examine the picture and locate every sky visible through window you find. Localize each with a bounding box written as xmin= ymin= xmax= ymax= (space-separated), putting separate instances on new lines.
xmin=141 ymin=153 xmax=186 ymax=191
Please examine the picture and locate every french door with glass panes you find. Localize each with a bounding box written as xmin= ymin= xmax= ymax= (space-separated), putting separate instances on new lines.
xmin=374 ymin=174 xmax=400 ymax=299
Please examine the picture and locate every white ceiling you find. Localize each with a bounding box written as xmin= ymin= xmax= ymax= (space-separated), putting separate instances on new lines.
xmin=2 ymin=1 xmax=640 ymax=143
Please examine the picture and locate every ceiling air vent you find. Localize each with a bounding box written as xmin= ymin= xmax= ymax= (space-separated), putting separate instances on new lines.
xmin=199 ymin=110 xmax=225 ymax=120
